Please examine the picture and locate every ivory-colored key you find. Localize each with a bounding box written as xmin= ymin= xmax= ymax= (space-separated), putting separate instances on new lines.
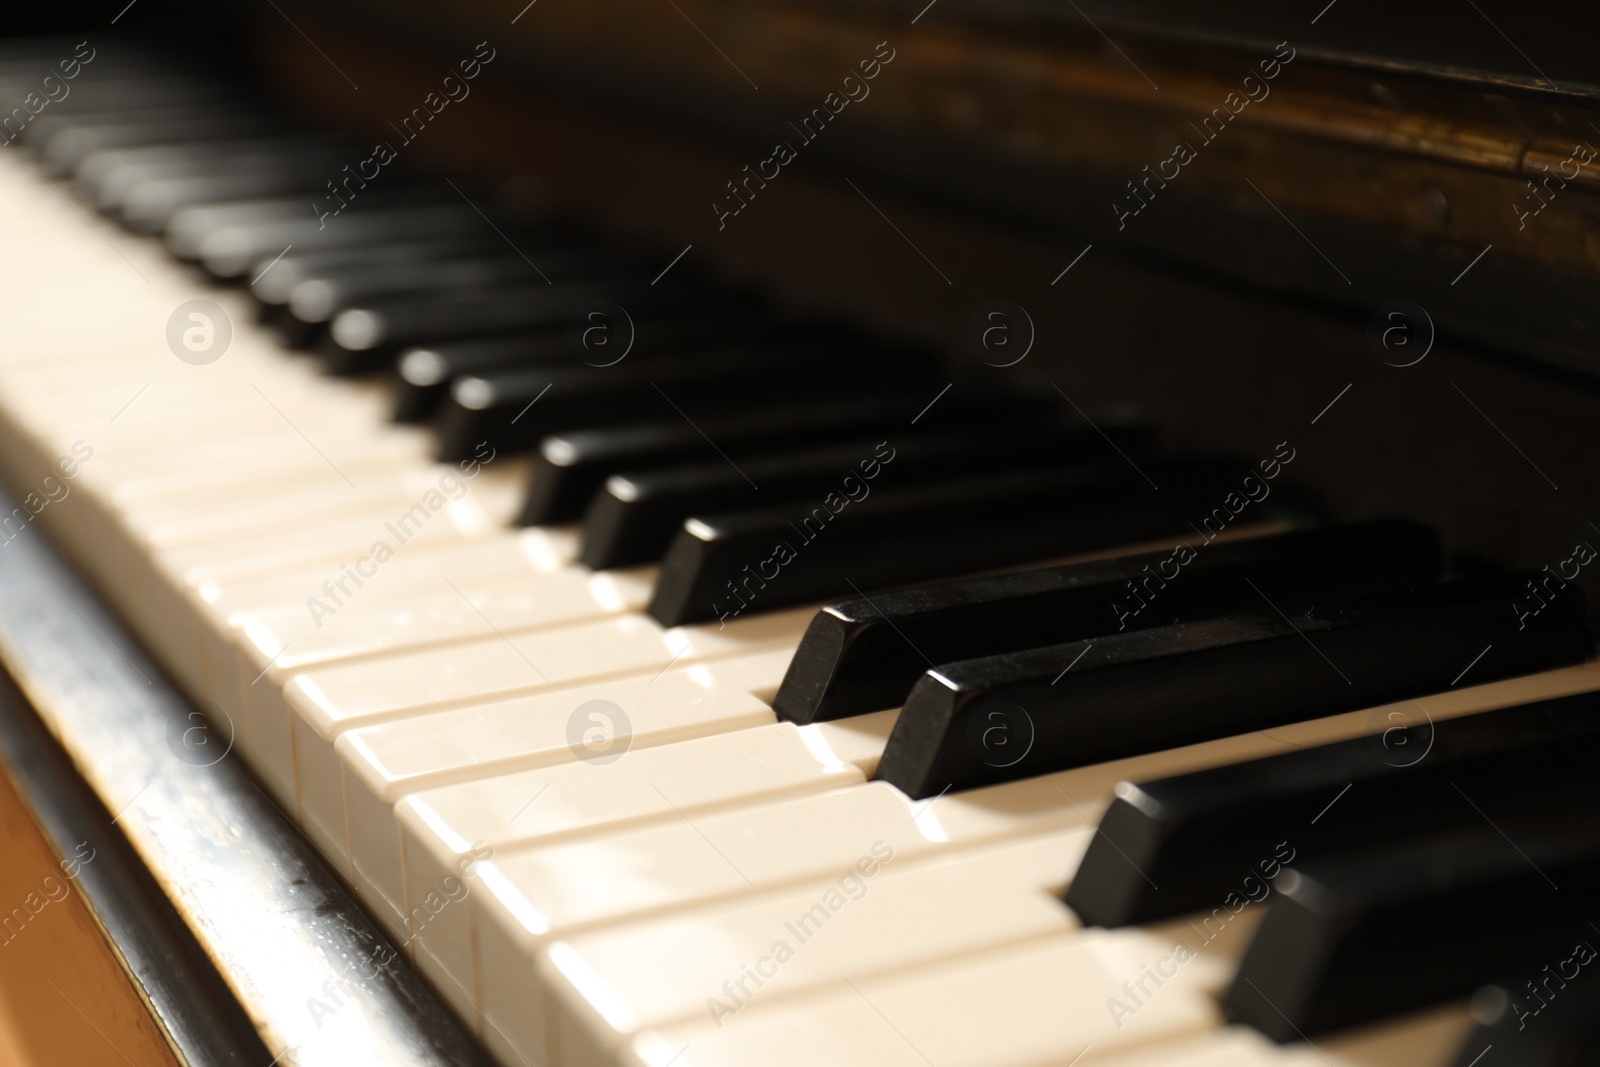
xmin=191 ymin=525 xmax=577 ymax=709
xmin=336 ymin=648 xmax=794 ymax=932
xmin=397 ymin=707 xmax=895 ymax=1009
xmin=612 ymin=918 xmax=1255 ymax=1067
xmin=370 ymin=661 xmax=1600 ymax=1020
xmin=468 ymin=772 xmax=1106 ymax=1059
xmin=541 ymin=829 xmax=1094 ymax=1066
xmin=283 ymin=610 xmax=810 ymax=862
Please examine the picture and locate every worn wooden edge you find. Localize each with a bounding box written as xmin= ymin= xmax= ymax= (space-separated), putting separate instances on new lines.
xmin=0 ymin=481 xmax=495 ymax=1067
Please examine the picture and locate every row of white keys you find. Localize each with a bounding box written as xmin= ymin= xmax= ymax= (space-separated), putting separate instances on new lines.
xmin=538 ymin=829 xmax=1097 ymax=1066
xmin=494 ymin=663 xmax=1600 ymax=1066
xmin=395 ymin=701 xmax=898 ymax=1014
xmin=326 ymin=645 xmax=810 ymax=931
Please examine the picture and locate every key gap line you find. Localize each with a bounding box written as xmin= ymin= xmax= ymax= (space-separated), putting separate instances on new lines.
xmin=443 ymin=576 xmax=549 ymax=682
xmin=650 ymin=782 xmax=758 ymax=888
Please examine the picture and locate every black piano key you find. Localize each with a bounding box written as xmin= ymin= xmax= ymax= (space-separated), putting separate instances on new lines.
xmin=871 ymin=574 xmax=1589 ymax=798
xmin=582 ymin=425 xmax=1137 ymax=570
xmin=77 ymin=135 xmax=341 ymax=202
xmin=433 ymin=336 xmax=926 ymax=459
xmin=33 ymin=109 xmax=287 ymax=175
xmin=1066 ymin=690 xmax=1600 ymax=927
xmin=1452 ymin=977 xmax=1600 ymax=1067
xmin=166 ymin=187 xmax=459 ymax=260
xmin=288 ymin=245 xmax=658 ymax=323
xmin=1225 ymin=827 xmax=1600 ymax=1040
xmin=249 ymin=230 xmax=576 ymax=305
xmin=518 ymin=388 xmax=1076 ymax=525
xmin=391 ymin=312 xmax=835 ymax=423
xmin=116 ymin=152 xmax=359 ymax=233
xmin=646 ymin=459 xmax=1252 ymax=628
xmin=199 ymin=201 xmax=486 ymax=279
xmin=774 ymin=519 xmax=1441 ymax=725
xmin=324 ymin=277 xmax=762 ymax=372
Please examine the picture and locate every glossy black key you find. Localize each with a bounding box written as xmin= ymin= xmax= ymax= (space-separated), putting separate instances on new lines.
xmin=325 ymin=277 xmax=761 ymax=372
xmin=1225 ymin=826 xmax=1600 ymax=1040
xmin=34 ymin=109 xmax=286 ymax=176
xmin=647 ymin=459 xmax=1252 ymax=628
xmin=1066 ymin=690 xmax=1600 ymax=927
xmin=583 ymin=425 xmax=1140 ymax=570
xmin=200 ymin=202 xmax=486 ymax=279
xmin=774 ymin=520 xmax=1441 ymax=725
xmin=519 ymin=388 xmax=1076 ymax=525
xmin=433 ymin=337 xmax=929 ymax=460
xmin=392 ymin=312 xmax=838 ymax=422
xmin=288 ymin=245 xmax=657 ymax=323
xmin=249 ymin=230 xmax=577 ymax=305
xmin=872 ymin=574 xmax=1589 ymax=798
xmin=1452 ymin=976 xmax=1600 ymax=1067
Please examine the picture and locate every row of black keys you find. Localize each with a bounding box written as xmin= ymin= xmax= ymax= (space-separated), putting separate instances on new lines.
xmin=14 ymin=48 xmax=1600 ymax=1063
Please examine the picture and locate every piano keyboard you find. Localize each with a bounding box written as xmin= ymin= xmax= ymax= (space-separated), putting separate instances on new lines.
xmin=1 ymin=39 xmax=1597 ymax=1067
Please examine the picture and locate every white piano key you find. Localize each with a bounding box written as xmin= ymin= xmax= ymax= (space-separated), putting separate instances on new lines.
xmin=467 ymin=770 xmax=1108 ymax=1050
xmin=397 ymin=707 xmax=895 ymax=1009
xmin=191 ymin=527 xmax=577 ymax=710
xmin=612 ymin=919 xmax=1255 ymax=1067
xmin=366 ymin=659 xmax=1600 ymax=1020
xmin=541 ymin=829 xmax=1093 ymax=1065
xmin=287 ymin=611 xmax=809 ymax=873
xmin=337 ymin=648 xmax=793 ymax=935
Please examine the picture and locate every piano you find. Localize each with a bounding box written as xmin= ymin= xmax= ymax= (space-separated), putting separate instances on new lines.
xmin=0 ymin=2 xmax=1595 ymax=1064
